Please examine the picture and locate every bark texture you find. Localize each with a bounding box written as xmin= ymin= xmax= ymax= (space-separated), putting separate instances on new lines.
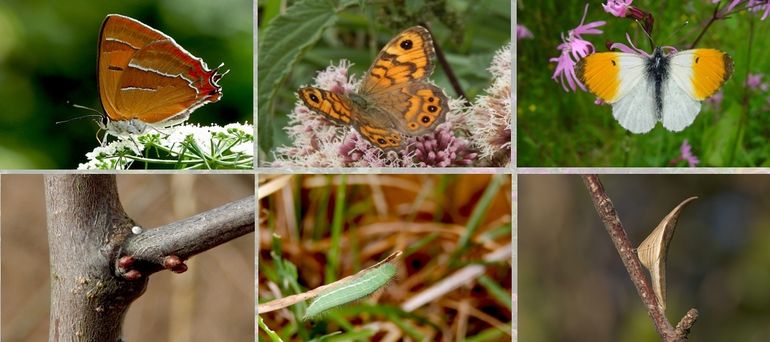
xmin=44 ymin=174 xmax=255 ymax=341
xmin=46 ymin=175 xmax=145 ymax=341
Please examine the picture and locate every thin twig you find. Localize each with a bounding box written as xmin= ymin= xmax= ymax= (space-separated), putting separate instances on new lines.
xmin=581 ymin=175 xmax=697 ymax=341
xmin=420 ymin=22 xmax=468 ymax=101
xmin=690 ymin=2 xmax=722 ymax=49
xmin=120 ymin=196 xmax=255 ymax=275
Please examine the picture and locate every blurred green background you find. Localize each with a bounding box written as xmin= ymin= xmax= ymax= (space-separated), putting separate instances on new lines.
xmin=257 ymin=0 xmax=511 ymax=162
xmin=518 ymin=1 xmax=770 ymax=166
xmin=520 ymin=174 xmax=770 ymax=341
xmin=0 ymin=0 xmax=252 ymax=169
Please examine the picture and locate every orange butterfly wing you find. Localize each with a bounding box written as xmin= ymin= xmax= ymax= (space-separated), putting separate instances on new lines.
xmin=97 ymin=14 xmax=223 ymax=124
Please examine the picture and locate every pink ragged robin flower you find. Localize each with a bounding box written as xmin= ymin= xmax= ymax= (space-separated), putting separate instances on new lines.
xmin=746 ymin=73 xmax=769 ymax=92
xmin=517 ymin=25 xmax=533 ymax=39
xmin=670 ymin=139 xmax=700 ymax=167
xmin=603 ymin=0 xmax=634 ymax=17
xmin=706 ymin=90 xmax=724 ymax=110
xmin=550 ymin=4 xmax=605 ymax=92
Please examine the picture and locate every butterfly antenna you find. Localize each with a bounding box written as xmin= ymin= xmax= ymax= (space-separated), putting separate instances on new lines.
xmin=58 ymin=102 xmax=107 ymax=126
xmin=634 ymin=19 xmax=656 ymax=51
xmin=664 ymin=21 xmax=690 ymax=50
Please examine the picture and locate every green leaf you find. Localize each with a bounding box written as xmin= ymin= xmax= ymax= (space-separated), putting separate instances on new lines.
xmin=257 ymin=0 xmax=340 ymax=158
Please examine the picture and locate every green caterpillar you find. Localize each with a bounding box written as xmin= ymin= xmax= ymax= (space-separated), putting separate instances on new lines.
xmin=303 ymin=263 xmax=396 ymax=320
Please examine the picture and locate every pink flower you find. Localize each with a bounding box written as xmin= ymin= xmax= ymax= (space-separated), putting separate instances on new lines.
xmin=725 ymin=0 xmax=770 ymax=20
xmin=746 ymin=73 xmax=769 ymax=91
xmin=706 ymin=89 xmax=724 ymax=109
xmin=550 ymin=4 xmax=605 ymax=92
xmin=603 ymin=0 xmax=634 ymax=17
xmin=674 ymin=140 xmax=700 ymax=167
xmin=758 ymin=1 xmax=770 ymax=20
xmin=728 ymin=0 xmax=743 ymax=11
xmin=411 ymin=123 xmax=477 ymax=167
xmin=517 ymin=25 xmax=533 ymax=39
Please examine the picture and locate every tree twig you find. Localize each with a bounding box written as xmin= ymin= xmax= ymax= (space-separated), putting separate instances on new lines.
xmin=119 ymin=196 xmax=255 ymax=276
xmin=581 ymin=175 xmax=697 ymax=341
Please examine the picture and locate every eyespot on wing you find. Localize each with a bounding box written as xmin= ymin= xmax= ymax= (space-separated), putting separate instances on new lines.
xmin=298 ymin=87 xmax=354 ymax=124
xmin=357 ymin=125 xmax=403 ymax=151
xmin=362 ymin=26 xmax=435 ymax=93
xmin=401 ymin=84 xmax=448 ymax=134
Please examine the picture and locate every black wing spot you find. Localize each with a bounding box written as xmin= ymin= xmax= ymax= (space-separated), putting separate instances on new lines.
xmin=427 ymin=105 xmax=438 ymax=113
xmin=611 ymin=60 xmax=616 ymax=66
xmin=108 ymin=65 xmax=124 ymax=71
xmin=428 ymin=97 xmax=435 ymax=102
xmin=378 ymin=138 xmax=387 ymax=145
xmin=421 ymin=115 xmax=432 ymax=123
xmin=695 ymin=57 xmax=700 ymax=64
xmin=400 ymin=39 xmax=413 ymax=50
xmin=309 ymin=94 xmax=320 ymax=103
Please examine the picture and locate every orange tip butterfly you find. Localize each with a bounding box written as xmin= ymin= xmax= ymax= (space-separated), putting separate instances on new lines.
xmin=576 ymin=47 xmax=733 ymax=134
xmin=97 ymin=14 xmax=226 ymax=140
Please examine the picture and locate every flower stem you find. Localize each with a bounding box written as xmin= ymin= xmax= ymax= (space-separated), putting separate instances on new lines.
xmin=689 ymin=2 xmax=721 ymax=49
xmin=421 ymin=22 xmax=468 ymax=102
xmin=730 ymin=16 xmax=755 ymax=165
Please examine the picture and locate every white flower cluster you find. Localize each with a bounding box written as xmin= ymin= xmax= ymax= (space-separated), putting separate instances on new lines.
xmin=79 ymin=123 xmax=254 ymax=170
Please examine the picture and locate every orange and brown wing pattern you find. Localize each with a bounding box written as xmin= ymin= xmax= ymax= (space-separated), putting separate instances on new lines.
xmin=357 ymin=125 xmax=403 ymax=151
xmin=360 ymin=26 xmax=435 ymax=94
xmin=99 ymin=15 xmax=167 ymax=121
xmin=401 ymin=83 xmax=447 ymax=134
xmin=376 ymin=83 xmax=447 ymax=134
xmin=98 ymin=14 xmax=223 ymax=124
xmin=298 ymin=87 xmax=355 ymax=125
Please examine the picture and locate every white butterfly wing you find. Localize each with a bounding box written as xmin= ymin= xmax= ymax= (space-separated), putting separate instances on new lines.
xmin=610 ymin=54 xmax=657 ymax=134
xmin=661 ymin=51 xmax=702 ymax=132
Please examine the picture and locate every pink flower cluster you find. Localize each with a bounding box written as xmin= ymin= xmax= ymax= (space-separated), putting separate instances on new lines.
xmin=726 ymin=0 xmax=770 ymax=20
xmin=602 ymin=0 xmax=633 ymax=17
xmin=549 ymin=4 xmax=605 ymax=92
xmin=669 ymin=139 xmax=700 ymax=167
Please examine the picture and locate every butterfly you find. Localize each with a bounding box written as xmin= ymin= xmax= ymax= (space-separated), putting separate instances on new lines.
xmin=298 ymin=26 xmax=449 ymax=151
xmin=97 ymin=14 xmax=226 ymax=140
xmin=576 ymin=47 xmax=733 ymax=134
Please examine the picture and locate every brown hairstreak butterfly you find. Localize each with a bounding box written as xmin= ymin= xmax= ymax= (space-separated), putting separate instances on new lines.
xmin=97 ymin=14 xmax=226 ymax=140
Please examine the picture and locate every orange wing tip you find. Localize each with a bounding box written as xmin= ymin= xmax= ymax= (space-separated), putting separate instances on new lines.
xmin=576 ymin=53 xmax=621 ymax=102
xmin=691 ymin=49 xmax=734 ymax=100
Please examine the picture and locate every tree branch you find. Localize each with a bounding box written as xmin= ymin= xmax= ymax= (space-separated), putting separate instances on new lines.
xmin=45 ymin=174 xmax=145 ymax=341
xmin=44 ymin=174 xmax=255 ymax=341
xmin=581 ymin=175 xmax=697 ymax=341
xmin=118 ymin=196 xmax=255 ymax=277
